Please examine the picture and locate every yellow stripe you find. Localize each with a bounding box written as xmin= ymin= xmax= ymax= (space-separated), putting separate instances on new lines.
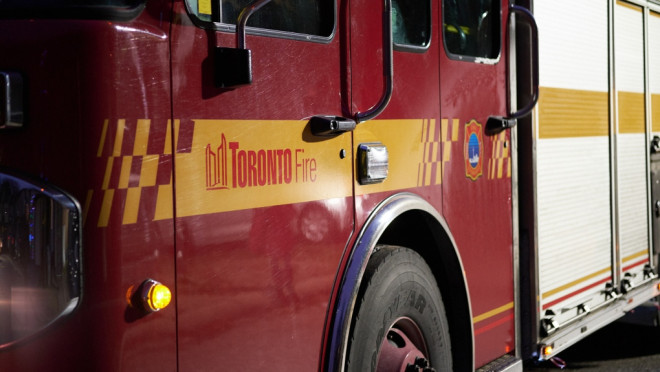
xmin=118 ymin=156 xmax=132 ymax=189
xmin=542 ymin=266 xmax=611 ymax=298
xmin=452 ymin=119 xmax=459 ymax=141
xmin=618 ymin=91 xmax=645 ymax=134
xmin=617 ymin=0 xmax=642 ymax=12
xmin=473 ymin=302 xmax=514 ymax=324
xmin=174 ymin=119 xmax=181 ymax=153
xmin=424 ymin=119 xmax=433 ymax=143
xmin=424 ymin=163 xmax=432 ymax=186
xmin=653 ymin=94 xmax=660 ymax=133
xmin=435 ymin=162 xmax=442 ymax=184
xmin=97 ymin=119 xmax=109 ymax=157
xmin=154 ymin=184 xmax=173 ymax=220
xmin=98 ymin=189 xmax=115 ymax=227
xmin=113 ymin=119 xmax=126 ymax=157
xmin=538 ymin=87 xmax=609 ymax=138
xmin=122 ymin=187 xmax=141 ymax=224
xmin=623 ymin=249 xmax=648 ymax=263
xmin=102 ymin=157 xmax=114 ymax=190
xmin=164 ymin=120 xmax=173 ymax=155
xmin=134 ymin=119 xmax=151 ymax=156
xmin=139 ymin=154 xmax=160 ymax=187
xmin=83 ymin=190 xmax=93 ymax=226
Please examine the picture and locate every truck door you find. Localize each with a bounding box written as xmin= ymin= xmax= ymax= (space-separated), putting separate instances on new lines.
xmin=169 ymin=1 xmax=354 ymax=370
xmin=613 ymin=0 xmax=653 ymax=295
xmin=439 ymin=0 xmax=516 ymax=366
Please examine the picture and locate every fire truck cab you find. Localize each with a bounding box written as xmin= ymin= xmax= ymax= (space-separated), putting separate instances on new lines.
xmin=1 ymin=0 xmax=660 ymax=371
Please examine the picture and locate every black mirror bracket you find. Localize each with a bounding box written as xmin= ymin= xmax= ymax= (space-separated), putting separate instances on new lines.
xmin=212 ymin=0 xmax=272 ymax=88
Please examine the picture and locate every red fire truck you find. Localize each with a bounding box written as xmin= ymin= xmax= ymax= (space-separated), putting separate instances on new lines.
xmin=2 ymin=0 xmax=660 ymax=370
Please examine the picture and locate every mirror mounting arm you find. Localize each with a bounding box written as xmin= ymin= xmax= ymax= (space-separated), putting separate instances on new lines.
xmin=354 ymin=0 xmax=394 ymax=123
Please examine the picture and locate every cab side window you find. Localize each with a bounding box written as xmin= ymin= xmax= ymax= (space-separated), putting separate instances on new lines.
xmin=185 ymin=0 xmax=334 ymax=38
xmin=392 ymin=0 xmax=431 ymax=49
xmin=443 ymin=0 xmax=500 ymax=60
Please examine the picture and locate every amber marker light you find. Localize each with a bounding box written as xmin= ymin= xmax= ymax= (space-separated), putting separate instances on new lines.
xmin=128 ymin=279 xmax=172 ymax=313
xmin=147 ymin=282 xmax=172 ymax=311
xmin=542 ymin=344 xmax=554 ymax=357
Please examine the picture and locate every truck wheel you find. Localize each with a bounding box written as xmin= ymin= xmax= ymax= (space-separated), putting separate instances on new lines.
xmin=346 ymin=245 xmax=452 ymax=372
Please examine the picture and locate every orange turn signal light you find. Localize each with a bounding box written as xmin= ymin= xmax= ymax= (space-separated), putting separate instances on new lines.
xmin=127 ymin=279 xmax=172 ymax=313
xmin=542 ymin=344 xmax=554 ymax=357
xmin=147 ymin=282 xmax=172 ymax=311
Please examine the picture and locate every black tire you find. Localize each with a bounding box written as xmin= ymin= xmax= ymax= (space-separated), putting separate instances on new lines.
xmin=346 ymin=245 xmax=452 ymax=372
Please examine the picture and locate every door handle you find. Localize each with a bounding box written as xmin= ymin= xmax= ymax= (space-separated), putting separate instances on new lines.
xmin=486 ymin=4 xmax=539 ymax=135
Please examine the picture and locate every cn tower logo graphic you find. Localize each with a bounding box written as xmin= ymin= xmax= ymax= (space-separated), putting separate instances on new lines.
xmin=205 ymin=134 xmax=229 ymax=190
xmin=205 ymin=134 xmax=318 ymax=190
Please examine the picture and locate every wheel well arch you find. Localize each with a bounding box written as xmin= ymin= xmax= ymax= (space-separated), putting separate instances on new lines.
xmin=378 ymin=209 xmax=473 ymax=372
xmin=324 ymin=192 xmax=473 ymax=372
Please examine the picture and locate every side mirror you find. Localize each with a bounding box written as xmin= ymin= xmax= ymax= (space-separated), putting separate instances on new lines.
xmin=212 ymin=0 xmax=272 ymax=88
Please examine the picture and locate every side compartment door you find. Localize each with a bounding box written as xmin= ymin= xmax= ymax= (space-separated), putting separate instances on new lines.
xmin=613 ymin=0 xmax=653 ymax=294
xmin=438 ymin=0 xmax=515 ymax=367
xmin=169 ymin=1 xmax=354 ymax=370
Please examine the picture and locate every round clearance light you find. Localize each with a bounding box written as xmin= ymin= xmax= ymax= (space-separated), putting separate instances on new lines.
xmin=148 ymin=282 xmax=172 ymax=311
xmin=131 ymin=279 xmax=172 ymax=313
xmin=542 ymin=344 xmax=554 ymax=357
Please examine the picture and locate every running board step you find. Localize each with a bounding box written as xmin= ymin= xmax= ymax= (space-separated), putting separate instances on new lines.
xmin=476 ymin=354 xmax=522 ymax=372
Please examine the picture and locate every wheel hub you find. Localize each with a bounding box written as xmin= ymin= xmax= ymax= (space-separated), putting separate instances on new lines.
xmin=376 ymin=317 xmax=435 ymax=372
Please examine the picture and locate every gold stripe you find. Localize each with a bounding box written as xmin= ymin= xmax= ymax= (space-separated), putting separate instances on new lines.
xmin=97 ymin=119 xmax=109 ymax=157
xmin=83 ymin=190 xmax=93 ymax=226
xmin=139 ymin=154 xmax=159 ymax=187
xmin=542 ymin=266 xmax=611 ymax=298
xmin=435 ymin=162 xmax=442 ymax=184
xmin=164 ymin=120 xmax=172 ymax=155
xmin=452 ymin=119 xmax=459 ymax=141
xmin=425 ymin=119 xmax=434 ymax=143
xmin=98 ymin=189 xmax=115 ymax=227
xmin=653 ymin=94 xmax=660 ymax=133
xmin=618 ymin=91 xmax=645 ymax=134
xmin=118 ymin=156 xmax=133 ymax=189
xmin=154 ymin=184 xmax=173 ymax=220
xmin=133 ymin=119 xmax=151 ymax=156
xmin=617 ymin=0 xmax=642 ymax=12
xmin=113 ymin=119 xmax=126 ymax=157
xmin=473 ymin=302 xmax=514 ymax=324
xmin=424 ymin=163 xmax=431 ymax=186
xmin=102 ymin=157 xmax=114 ymax=190
xmin=122 ymin=187 xmax=141 ymax=224
xmin=538 ymin=87 xmax=609 ymax=138
xmin=174 ymin=119 xmax=181 ymax=153
xmin=623 ymin=249 xmax=648 ymax=263
xmin=427 ymin=141 xmax=433 ymax=162
xmin=440 ymin=119 xmax=448 ymax=142
xmin=430 ymin=119 xmax=437 ymax=140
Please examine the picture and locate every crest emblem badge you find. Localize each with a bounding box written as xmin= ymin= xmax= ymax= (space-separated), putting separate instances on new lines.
xmin=464 ymin=120 xmax=483 ymax=181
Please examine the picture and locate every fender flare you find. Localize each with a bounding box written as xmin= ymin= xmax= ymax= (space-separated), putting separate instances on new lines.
xmin=325 ymin=192 xmax=474 ymax=371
